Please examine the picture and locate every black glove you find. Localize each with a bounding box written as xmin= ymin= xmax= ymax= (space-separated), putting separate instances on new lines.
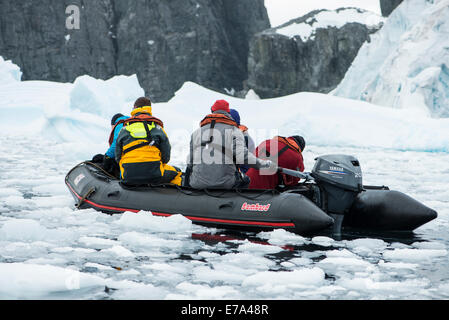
xmin=103 ymin=155 xmax=115 ymax=172
xmin=183 ymin=164 xmax=193 ymax=187
xmin=91 ymin=154 xmax=105 ymax=163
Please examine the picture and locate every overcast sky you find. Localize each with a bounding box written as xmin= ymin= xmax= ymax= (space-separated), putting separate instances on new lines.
xmin=264 ymin=0 xmax=382 ymax=27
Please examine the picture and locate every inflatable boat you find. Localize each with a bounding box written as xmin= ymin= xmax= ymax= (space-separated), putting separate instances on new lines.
xmin=65 ymin=154 xmax=437 ymax=235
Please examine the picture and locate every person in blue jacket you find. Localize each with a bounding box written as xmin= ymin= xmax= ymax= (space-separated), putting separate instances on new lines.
xmin=103 ymin=113 xmax=130 ymax=175
xmin=106 ymin=113 xmax=130 ymax=159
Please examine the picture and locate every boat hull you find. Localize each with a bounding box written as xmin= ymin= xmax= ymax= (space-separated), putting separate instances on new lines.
xmin=65 ymin=163 xmax=334 ymax=235
xmin=65 ymin=162 xmax=437 ymax=235
xmin=344 ymin=189 xmax=438 ymax=232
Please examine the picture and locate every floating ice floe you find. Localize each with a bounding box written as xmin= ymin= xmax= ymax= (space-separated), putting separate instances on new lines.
xmin=0 ymin=263 xmax=106 ymax=299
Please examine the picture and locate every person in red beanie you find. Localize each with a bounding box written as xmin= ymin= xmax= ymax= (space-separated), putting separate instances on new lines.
xmin=185 ymin=100 xmax=275 ymax=189
xmin=246 ymin=136 xmax=306 ymax=190
xmin=211 ymin=99 xmax=231 ymax=113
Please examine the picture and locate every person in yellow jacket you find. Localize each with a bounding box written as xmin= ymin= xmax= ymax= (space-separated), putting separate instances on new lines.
xmin=115 ymin=97 xmax=182 ymax=186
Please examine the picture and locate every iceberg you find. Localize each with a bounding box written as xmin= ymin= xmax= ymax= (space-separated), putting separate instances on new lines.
xmin=0 ymin=56 xmax=144 ymax=149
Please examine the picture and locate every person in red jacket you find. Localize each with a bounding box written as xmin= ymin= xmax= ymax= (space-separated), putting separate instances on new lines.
xmin=247 ymin=136 xmax=306 ymax=190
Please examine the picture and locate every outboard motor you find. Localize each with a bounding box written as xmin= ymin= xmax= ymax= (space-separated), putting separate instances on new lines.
xmin=311 ymin=155 xmax=363 ymax=234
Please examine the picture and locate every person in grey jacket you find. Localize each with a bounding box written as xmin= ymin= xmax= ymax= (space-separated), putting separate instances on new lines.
xmin=186 ymin=100 xmax=276 ymax=189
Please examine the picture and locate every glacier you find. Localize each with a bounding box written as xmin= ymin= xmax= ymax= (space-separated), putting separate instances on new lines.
xmin=333 ymin=0 xmax=449 ymax=118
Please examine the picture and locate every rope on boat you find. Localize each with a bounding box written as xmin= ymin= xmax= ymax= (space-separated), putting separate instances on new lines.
xmin=84 ymin=161 xmax=118 ymax=179
xmin=75 ymin=187 xmax=96 ymax=209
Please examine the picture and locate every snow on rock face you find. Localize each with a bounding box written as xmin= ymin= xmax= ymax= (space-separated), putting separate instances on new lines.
xmin=333 ymin=0 xmax=449 ymax=118
xmin=0 ymin=56 xmax=22 ymax=85
xmin=276 ymin=8 xmax=385 ymax=41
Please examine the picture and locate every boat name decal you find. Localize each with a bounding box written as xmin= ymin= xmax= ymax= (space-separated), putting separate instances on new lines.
xmin=74 ymin=174 xmax=86 ymax=186
xmin=241 ymin=202 xmax=271 ymax=212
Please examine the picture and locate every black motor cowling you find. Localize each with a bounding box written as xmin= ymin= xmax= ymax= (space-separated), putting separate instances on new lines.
xmin=311 ymin=155 xmax=363 ymax=215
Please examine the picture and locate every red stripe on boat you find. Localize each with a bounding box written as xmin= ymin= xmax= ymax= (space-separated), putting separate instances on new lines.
xmin=152 ymin=212 xmax=295 ymax=227
xmin=66 ymin=181 xmax=295 ymax=228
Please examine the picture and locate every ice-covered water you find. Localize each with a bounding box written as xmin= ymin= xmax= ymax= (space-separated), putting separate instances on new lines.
xmin=1 ymin=134 xmax=448 ymax=300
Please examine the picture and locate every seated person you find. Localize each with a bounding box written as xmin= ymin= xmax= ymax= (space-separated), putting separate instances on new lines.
xmin=186 ymin=100 xmax=275 ymax=189
xmin=105 ymin=113 xmax=130 ymax=176
xmin=115 ymin=97 xmax=182 ymax=186
xmin=246 ymin=136 xmax=306 ymax=190
xmin=90 ymin=113 xmax=129 ymax=177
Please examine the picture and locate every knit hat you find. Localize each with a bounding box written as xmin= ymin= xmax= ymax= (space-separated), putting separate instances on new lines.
xmin=291 ymin=136 xmax=306 ymax=152
xmin=211 ymin=100 xmax=230 ymax=113
xmin=229 ymin=109 xmax=241 ymax=126
xmin=111 ymin=113 xmax=125 ymax=125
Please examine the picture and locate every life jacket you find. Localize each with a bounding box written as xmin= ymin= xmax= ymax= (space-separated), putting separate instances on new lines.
xmin=258 ymin=136 xmax=302 ymax=159
xmin=200 ymin=113 xmax=238 ymax=128
xmin=109 ymin=106 xmax=164 ymax=146
xmin=117 ymin=107 xmax=168 ymax=184
xmin=199 ymin=113 xmax=239 ymax=163
xmin=275 ymin=137 xmax=304 ymax=186
xmin=276 ymin=136 xmax=302 ymax=156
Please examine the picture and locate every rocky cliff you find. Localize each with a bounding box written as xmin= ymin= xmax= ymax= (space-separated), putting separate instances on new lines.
xmin=0 ymin=0 xmax=117 ymax=84
xmin=0 ymin=0 xmax=269 ymax=102
xmin=246 ymin=8 xmax=385 ymax=99
xmin=380 ymin=0 xmax=404 ymax=17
